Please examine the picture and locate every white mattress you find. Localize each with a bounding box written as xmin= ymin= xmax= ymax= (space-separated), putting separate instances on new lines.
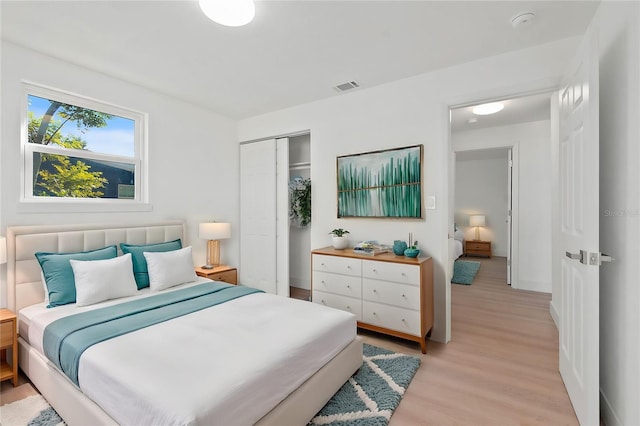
xmin=20 ymin=280 xmax=356 ymax=425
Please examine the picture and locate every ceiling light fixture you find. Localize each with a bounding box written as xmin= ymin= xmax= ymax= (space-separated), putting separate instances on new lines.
xmin=199 ymin=0 xmax=255 ymax=27
xmin=472 ymin=102 xmax=504 ymax=115
xmin=467 ymin=118 xmax=478 ymax=124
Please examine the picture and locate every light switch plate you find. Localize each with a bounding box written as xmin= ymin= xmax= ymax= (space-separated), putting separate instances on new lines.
xmin=426 ymin=195 xmax=436 ymax=210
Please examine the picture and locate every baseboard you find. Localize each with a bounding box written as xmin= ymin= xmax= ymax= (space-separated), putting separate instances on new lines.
xmin=601 ymin=388 xmax=623 ymax=426
xmin=549 ymin=300 xmax=559 ymax=330
xmin=514 ymin=279 xmax=552 ymax=293
xmin=289 ymin=277 xmax=310 ymax=290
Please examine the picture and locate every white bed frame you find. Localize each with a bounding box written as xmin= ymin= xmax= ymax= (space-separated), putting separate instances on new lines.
xmin=7 ymin=222 xmax=362 ymax=426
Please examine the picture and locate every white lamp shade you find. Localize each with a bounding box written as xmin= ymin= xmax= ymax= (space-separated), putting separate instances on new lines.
xmin=0 ymin=236 xmax=6 ymax=265
xmin=198 ymin=0 xmax=255 ymax=27
xmin=469 ymin=215 xmax=486 ymax=227
xmin=199 ymin=222 xmax=231 ymax=240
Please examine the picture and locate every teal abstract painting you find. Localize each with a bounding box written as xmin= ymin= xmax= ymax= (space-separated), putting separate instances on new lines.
xmin=337 ymin=144 xmax=422 ymax=218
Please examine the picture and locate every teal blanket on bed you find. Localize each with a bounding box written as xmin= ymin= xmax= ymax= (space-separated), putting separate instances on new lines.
xmin=43 ymin=282 xmax=262 ymax=386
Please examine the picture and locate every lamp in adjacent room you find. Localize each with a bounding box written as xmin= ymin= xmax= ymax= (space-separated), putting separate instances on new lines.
xmin=0 ymin=236 xmax=6 ymax=265
xmin=199 ymin=222 xmax=231 ymax=269
xmin=469 ymin=215 xmax=486 ymax=241
xmin=198 ymin=0 xmax=255 ymax=27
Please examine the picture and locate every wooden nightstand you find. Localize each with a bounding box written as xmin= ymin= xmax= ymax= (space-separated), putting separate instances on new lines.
xmin=465 ymin=240 xmax=492 ymax=258
xmin=195 ymin=265 xmax=238 ymax=285
xmin=0 ymin=309 xmax=18 ymax=387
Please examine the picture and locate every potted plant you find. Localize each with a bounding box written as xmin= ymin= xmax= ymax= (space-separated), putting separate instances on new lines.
xmin=329 ymin=228 xmax=350 ymax=250
xmin=289 ymin=178 xmax=311 ymax=227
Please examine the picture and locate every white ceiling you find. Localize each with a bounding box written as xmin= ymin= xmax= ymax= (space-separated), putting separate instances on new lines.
xmin=0 ymin=1 xmax=599 ymax=120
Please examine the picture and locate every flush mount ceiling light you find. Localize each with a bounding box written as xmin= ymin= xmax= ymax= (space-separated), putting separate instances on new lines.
xmin=467 ymin=117 xmax=478 ymax=124
xmin=199 ymin=0 xmax=255 ymax=27
xmin=472 ymin=102 xmax=504 ymax=115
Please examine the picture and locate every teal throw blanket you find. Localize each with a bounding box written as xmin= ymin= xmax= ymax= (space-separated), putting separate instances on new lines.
xmin=44 ymin=282 xmax=262 ymax=386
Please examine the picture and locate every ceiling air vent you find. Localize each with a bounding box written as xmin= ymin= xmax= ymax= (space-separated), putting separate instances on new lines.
xmin=334 ymin=81 xmax=360 ymax=92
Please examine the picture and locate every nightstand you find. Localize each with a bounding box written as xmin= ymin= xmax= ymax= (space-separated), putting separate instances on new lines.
xmin=0 ymin=309 xmax=18 ymax=387
xmin=465 ymin=240 xmax=492 ymax=258
xmin=195 ymin=265 xmax=238 ymax=285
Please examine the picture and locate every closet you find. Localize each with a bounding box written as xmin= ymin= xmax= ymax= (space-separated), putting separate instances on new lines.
xmin=239 ymin=133 xmax=311 ymax=297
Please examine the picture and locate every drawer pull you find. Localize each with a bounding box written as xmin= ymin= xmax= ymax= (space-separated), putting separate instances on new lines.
xmin=347 ymin=285 xmax=351 ymax=289
xmin=372 ymin=268 xmax=377 ymax=272
xmin=401 ymin=272 xmax=406 ymax=276
xmin=321 ymin=300 xmax=325 ymax=304
xmin=346 ymin=305 xmax=351 ymax=310
xmin=373 ymin=289 xmax=377 ymax=293
xmin=402 ymin=318 xmax=406 ymax=322
xmin=402 ymin=294 xmax=406 ymax=298
xmin=373 ymin=312 xmax=377 ymax=315
xmin=347 ymin=265 xmax=351 ymax=270
xmin=321 ymin=263 xmax=325 ymax=266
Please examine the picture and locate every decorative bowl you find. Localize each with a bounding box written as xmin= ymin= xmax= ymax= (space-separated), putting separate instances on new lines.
xmin=392 ymin=240 xmax=407 ymax=256
xmin=404 ymin=248 xmax=420 ymax=258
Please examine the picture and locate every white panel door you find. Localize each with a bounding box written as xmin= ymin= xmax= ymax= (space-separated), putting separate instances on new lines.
xmin=558 ymin=31 xmax=599 ymax=426
xmin=240 ymin=140 xmax=277 ymax=294
xmin=507 ymin=148 xmax=512 ymax=285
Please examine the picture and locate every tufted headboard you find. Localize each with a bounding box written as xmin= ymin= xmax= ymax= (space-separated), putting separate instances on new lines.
xmin=6 ymin=221 xmax=186 ymax=313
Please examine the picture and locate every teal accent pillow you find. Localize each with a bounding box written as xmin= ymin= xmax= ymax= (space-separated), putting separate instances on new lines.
xmin=35 ymin=245 xmax=118 ymax=308
xmin=120 ymin=239 xmax=182 ymax=289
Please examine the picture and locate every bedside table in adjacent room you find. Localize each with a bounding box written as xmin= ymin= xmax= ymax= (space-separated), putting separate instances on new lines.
xmin=0 ymin=308 xmax=18 ymax=386
xmin=465 ymin=240 xmax=492 ymax=258
xmin=195 ymin=265 xmax=238 ymax=285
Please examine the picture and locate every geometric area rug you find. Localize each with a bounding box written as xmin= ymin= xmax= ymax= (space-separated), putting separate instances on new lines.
xmin=452 ymin=260 xmax=481 ymax=285
xmin=0 ymin=394 xmax=64 ymax=426
xmin=308 ymin=343 xmax=421 ymax=425
xmin=0 ymin=344 xmax=420 ymax=426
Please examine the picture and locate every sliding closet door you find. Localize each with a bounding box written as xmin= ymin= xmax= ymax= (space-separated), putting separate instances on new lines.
xmin=275 ymin=138 xmax=290 ymax=297
xmin=240 ymin=140 xmax=277 ymax=294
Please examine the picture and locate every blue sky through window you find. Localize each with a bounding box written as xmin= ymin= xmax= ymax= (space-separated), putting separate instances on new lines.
xmin=28 ymin=95 xmax=135 ymax=158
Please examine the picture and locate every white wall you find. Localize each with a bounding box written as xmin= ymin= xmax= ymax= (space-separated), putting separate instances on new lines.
xmin=453 ymin=121 xmax=553 ymax=293
xmin=0 ymin=41 xmax=239 ymax=308
xmin=454 ymin=153 xmax=509 ymax=256
xmin=237 ymin=38 xmax=580 ymax=342
xmin=592 ymin=2 xmax=640 ymax=425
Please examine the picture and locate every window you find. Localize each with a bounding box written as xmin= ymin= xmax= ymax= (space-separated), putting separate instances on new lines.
xmin=22 ymin=83 xmax=147 ymax=208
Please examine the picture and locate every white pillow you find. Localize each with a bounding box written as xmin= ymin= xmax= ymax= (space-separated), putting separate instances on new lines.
xmin=144 ymin=246 xmax=197 ymax=292
xmin=70 ymin=253 xmax=139 ymax=307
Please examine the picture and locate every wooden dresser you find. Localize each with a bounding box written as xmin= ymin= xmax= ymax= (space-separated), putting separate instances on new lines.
xmin=311 ymin=247 xmax=433 ymax=353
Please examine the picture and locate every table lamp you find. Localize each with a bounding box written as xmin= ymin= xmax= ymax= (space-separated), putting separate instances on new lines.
xmin=199 ymin=222 xmax=231 ymax=269
xmin=469 ymin=215 xmax=486 ymax=241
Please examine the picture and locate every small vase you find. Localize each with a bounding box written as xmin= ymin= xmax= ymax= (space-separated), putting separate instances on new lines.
xmin=393 ymin=240 xmax=407 ymax=256
xmin=332 ymin=236 xmax=348 ymax=250
xmin=404 ymin=248 xmax=420 ymax=258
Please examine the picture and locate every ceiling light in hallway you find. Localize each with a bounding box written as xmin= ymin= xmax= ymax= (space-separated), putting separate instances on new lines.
xmin=472 ymin=102 xmax=504 ymax=115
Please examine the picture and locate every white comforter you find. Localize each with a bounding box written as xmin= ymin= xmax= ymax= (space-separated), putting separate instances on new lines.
xmin=22 ymin=279 xmax=356 ymax=425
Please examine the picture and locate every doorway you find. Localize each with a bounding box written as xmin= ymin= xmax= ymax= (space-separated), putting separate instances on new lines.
xmin=449 ymin=92 xmax=553 ymax=295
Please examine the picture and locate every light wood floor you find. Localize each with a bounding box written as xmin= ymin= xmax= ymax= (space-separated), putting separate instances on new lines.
xmin=359 ymin=256 xmax=578 ymax=425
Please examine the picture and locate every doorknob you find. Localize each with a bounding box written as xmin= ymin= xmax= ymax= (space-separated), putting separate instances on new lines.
xmin=565 ymin=250 xmax=588 ymax=264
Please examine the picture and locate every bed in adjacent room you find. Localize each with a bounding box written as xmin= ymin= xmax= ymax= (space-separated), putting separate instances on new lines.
xmin=7 ymin=222 xmax=362 ymax=425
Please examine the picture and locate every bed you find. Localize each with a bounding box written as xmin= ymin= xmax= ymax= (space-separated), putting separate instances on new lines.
xmin=7 ymin=221 xmax=362 ymax=425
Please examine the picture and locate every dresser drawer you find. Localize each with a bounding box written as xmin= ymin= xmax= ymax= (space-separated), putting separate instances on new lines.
xmin=313 ymin=271 xmax=362 ymax=298
xmin=362 ymin=302 xmax=420 ymax=336
xmin=313 ymin=290 xmax=362 ymax=320
xmin=313 ymin=254 xmax=361 ymax=277
xmin=466 ymin=242 xmax=490 ymax=251
xmin=362 ymin=260 xmax=420 ymax=285
xmin=362 ymin=279 xmax=420 ymax=310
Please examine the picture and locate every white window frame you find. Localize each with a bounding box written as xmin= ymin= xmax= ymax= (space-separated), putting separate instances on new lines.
xmin=20 ymin=82 xmax=150 ymax=212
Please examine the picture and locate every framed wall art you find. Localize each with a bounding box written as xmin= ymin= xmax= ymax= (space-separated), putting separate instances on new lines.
xmin=337 ymin=144 xmax=423 ymax=218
